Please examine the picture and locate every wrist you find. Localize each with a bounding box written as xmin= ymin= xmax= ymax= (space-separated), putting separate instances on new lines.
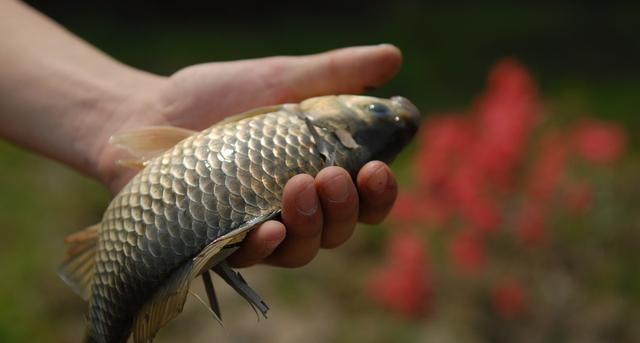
xmin=0 ymin=0 xmax=170 ymax=192
xmin=85 ymin=68 xmax=168 ymax=191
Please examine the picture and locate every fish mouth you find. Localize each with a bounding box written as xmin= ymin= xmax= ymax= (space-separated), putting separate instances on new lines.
xmin=389 ymin=96 xmax=420 ymax=144
xmin=391 ymin=96 xmax=421 ymax=130
xmin=366 ymin=96 xmax=421 ymax=164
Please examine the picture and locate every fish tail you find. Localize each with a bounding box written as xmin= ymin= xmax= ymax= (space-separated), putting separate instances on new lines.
xmin=58 ymin=224 xmax=100 ymax=301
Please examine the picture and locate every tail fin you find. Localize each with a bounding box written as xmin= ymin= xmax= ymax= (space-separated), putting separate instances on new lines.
xmin=58 ymin=224 xmax=99 ymax=301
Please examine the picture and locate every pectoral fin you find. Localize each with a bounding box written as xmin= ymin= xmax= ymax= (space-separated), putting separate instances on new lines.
xmin=213 ymin=261 xmax=269 ymax=319
xmin=201 ymin=270 xmax=222 ymax=320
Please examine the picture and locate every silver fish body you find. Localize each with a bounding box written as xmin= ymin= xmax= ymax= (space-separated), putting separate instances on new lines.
xmin=59 ymin=95 xmax=420 ymax=342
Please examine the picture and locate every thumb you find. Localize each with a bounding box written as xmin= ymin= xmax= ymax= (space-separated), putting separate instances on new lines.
xmin=276 ymin=44 xmax=403 ymax=101
xmin=165 ymin=45 xmax=402 ymax=127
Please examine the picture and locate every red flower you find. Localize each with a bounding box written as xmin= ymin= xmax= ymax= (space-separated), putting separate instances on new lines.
xmin=367 ymin=232 xmax=432 ymax=319
xmin=388 ymin=231 xmax=427 ymax=267
xmin=390 ymin=192 xmax=452 ymax=228
xmin=411 ymin=59 xmax=541 ymax=237
xmin=390 ymin=193 xmax=423 ymax=224
xmin=447 ymin=169 xmax=501 ymax=233
xmin=414 ymin=116 xmax=474 ymax=188
xmin=486 ymin=58 xmax=537 ymax=100
xmin=526 ymin=133 xmax=568 ymax=201
xmin=376 ymin=57 xmax=633 ymax=326
xmin=571 ymin=120 xmax=627 ymax=165
xmin=461 ymin=196 xmax=501 ymax=234
xmin=515 ymin=203 xmax=547 ymax=248
xmin=491 ymin=277 xmax=528 ymax=319
xmin=564 ymin=181 xmax=593 ymax=216
xmin=368 ymin=266 xmax=431 ymax=319
xmin=450 ymin=229 xmax=486 ymax=275
xmin=471 ymin=58 xmax=540 ymax=190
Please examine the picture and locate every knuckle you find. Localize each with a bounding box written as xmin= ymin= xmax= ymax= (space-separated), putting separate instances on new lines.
xmin=284 ymin=214 xmax=322 ymax=239
xmin=325 ymin=194 xmax=359 ymax=220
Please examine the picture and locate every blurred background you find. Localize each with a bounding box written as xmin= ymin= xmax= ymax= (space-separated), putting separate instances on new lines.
xmin=2 ymin=1 xmax=639 ymax=342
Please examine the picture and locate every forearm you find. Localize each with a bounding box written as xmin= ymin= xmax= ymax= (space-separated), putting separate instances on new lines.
xmin=0 ymin=0 xmax=164 ymax=179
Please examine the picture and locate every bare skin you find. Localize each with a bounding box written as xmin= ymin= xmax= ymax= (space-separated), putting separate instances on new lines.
xmin=0 ymin=0 xmax=401 ymax=268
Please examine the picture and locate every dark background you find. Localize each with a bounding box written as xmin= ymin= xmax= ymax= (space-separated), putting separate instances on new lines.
xmin=27 ymin=1 xmax=640 ymax=128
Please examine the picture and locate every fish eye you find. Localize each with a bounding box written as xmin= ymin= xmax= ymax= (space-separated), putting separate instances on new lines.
xmin=366 ymin=103 xmax=391 ymax=117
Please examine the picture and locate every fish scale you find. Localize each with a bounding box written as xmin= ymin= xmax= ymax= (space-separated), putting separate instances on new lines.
xmin=59 ymin=95 xmax=421 ymax=343
xmin=90 ymin=110 xmax=337 ymax=340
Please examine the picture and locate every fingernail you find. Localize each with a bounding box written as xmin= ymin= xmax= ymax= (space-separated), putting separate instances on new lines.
xmin=368 ymin=165 xmax=388 ymax=194
xmin=325 ymin=173 xmax=349 ymax=203
xmin=296 ymin=183 xmax=318 ymax=215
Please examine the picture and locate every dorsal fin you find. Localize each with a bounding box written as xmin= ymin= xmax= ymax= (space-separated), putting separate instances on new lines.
xmin=215 ymin=105 xmax=283 ymax=126
xmin=131 ymin=210 xmax=279 ymax=343
xmin=109 ymin=126 xmax=196 ymax=161
xmin=58 ymin=224 xmax=100 ymax=301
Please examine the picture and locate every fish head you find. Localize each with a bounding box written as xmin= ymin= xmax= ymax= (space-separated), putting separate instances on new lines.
xmin=300 ymin=95 xmax=421 ymax=163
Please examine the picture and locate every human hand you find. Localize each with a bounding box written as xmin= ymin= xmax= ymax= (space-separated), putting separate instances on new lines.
xmin=95 ymin=45 xmax=402 ymax=268
xmin=0 ymin=4 xmax=402 ymax=268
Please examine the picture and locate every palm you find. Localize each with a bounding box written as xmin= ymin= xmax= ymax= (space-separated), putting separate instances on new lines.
xmin=157 ymin=59 xmax=296 ymax=130
xmin=157 ymin=45 xmax=402 ymax=131
xmin=98 ymin=45 xmax=403 ymax=268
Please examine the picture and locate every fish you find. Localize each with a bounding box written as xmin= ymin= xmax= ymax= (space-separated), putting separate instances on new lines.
xmin=58 ymin=95 xmax=421 ymax=343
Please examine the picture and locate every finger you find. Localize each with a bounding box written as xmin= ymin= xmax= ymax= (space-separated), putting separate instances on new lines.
xmin=282 ymin=44 xmax=403 ymax=100
xmin=315 ymin=167 xmax=359 ymax=249
xmin=356 ymin=161 xmax=398 ymax=224
xmin=227 ymin=220 xmax=286 ymax=268
xmin=265 ymin=174 xmax=323 ymax=268
xmin=167 ymin=45 xmax=402 ymax=129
